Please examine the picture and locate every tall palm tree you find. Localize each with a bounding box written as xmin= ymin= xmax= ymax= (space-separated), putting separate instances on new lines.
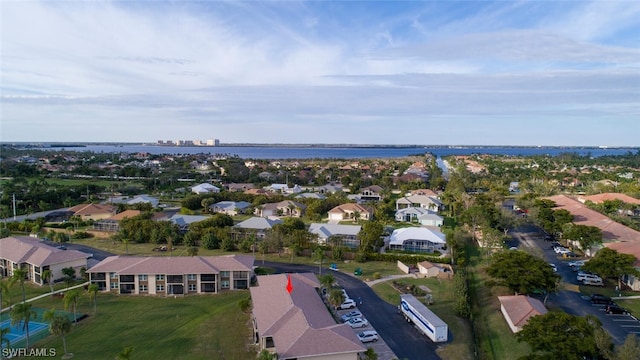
xmin=0 ymin=327 xmax=11 ymax=360
xmin=11 ymin=268 xmax=27 ymax=303
xmin=42 ymin=269 xmax=54 ymax=294
xmin=47 ymin=312 xmax=72 ymax=358
xmin=87 ymin=284 xmax=99 ymax=315
xmin=116 ymin=346 xmax=134 ymax=360
xmin=313 ymin=247 xmax=325 ymax=275
xmin=63 ymin=289 xmax=81 ymax=324
xmin=10 ymin=302 xmax=37 ymax=349
xmin=0 ymin=277 xmax=14 ymax=322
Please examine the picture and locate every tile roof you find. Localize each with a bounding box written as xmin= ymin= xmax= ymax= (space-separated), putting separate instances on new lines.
xmin=546 ymin=195 xmax=640 ymax=242
xmin=328 ymin=203 xmax=372 ymax=214
xmin=250 ymin=273 xmax=364 ymax=358
xmin=68 ymin=203 xmax=117 ymax=216
xmin=107 ymin=210 xmax=141 ymax=221
xmin=0 ymin=236 xmax=89 ymax=267
xmin=87 ymin=254 xmax=254 ymax=274
xmin=235 ymin=217 xmax=283 ymax=230
xmin=578 ymin=193 xmax=640 ymax=205
xmin=498 ymin=295 xmax=547 ymax=329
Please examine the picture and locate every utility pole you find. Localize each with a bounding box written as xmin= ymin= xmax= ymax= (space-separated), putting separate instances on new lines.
xmin=12 ymin=194 xmax=16 ymax=220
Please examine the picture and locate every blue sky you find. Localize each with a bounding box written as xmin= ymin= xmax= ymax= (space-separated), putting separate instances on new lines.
xmin=1 ymin=0 xmax=639 ymax=146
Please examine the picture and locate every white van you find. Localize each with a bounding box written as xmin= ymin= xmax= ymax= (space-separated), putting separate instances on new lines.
xmin=582 ymin=277 xmax=604 ymax=286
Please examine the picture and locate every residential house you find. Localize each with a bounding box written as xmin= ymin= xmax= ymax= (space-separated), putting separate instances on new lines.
xmin=395 ymin=194 xmax=443 ymax=212
xmin=107 ymin=194 xmax=160 ymax=208
xmin=308 ymin=223 xmax=361 ymax=248
xmin=295 ymin=192 xmax=327 ymax=200
xmin=498 ymin=295 xmax=548 ymax=333
xmin=209 ymin=201 xmax=251 ymax=216
xmin=166 ymin=214 xmax=210 ymax=233
xmin=388 ymin=227 xmax=447 ymax=254
xmin=191 ymin=183 xmax=221 ymax=194
xmin=68 ymin=203 xmax=117 ymax=221
xmin=313 ymin=183 xmax=344 ymax=194
xmin=226 ymin=183 xmax=255 ymax=192
xmin=87 ymin=254 xmax=254 ymax=295
xmin=244 ymin=188 xmax=272 ymax=197
xmin=266 ymin=184 xmax=303 ymax=195
xmin=255 ymin=200 xmax=306 ymax=218
xmin=234 ymin=217 xmax=283 ymax=239
xmin=93 ymin=209 xmax=142 ymax=232
xmin=327 ymin=203 xmax=373 ymax=222
xmin=578 ymin=193 xmax=640 ymax=216
xmin=395 ymin=207 xmax=443 ymax=227
xmin=0 ymin=236 xmax=89 ymax=285
xmin=249 ymin=273 xmax=365 ymax=360
xmin=408 ymin=189 xmax=439 ymax=197
xmin=358 ymin=185 xmax=384 ymax=202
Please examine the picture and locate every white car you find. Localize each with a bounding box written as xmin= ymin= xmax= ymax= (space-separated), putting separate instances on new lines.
xmin=337 ymin=299 xmax=357 ymax=310
xmin=357 ymin=330 xmax=379 ymax=343
xmin=549 ymin=263 xmax=557 ymax=272
xmin=577 ymin=272 xmax=602 ymax=282
xmin=555 ymin=247 xmax=571 ymax=255
xmin=348 ymin=317 xmax=369 ymax=328
xmin=568 ymin=260 xmax=586 ymax=268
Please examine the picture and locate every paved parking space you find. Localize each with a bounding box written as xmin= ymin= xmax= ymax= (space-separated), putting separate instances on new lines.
xmin=336 ymin=307 xmax=398 ymax=360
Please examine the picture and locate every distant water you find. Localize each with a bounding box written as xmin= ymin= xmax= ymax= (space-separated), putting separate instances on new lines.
xmin=41 ymin=144 xmax=638 ymax=159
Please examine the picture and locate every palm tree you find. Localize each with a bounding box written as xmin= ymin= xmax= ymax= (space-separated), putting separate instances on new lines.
xmin=11 ymin=268 xmax=27 ymax=303
xmin=116 ymin=346 xmax=134 ymax=360
xmin=257 ymin=349 xmax=278 ymax=360
xmin=42 ymin=269 xmax=54 ymax=294
xmin=0 ymin=277 xmax=14 ymax=322
xmin=0 ymin=327 xmax=11 ymax=360
xmin=313 ymin=247 xmax=325 ymax=275
xmin=50 ymin=314 xmax=72 ymax=358
xmin=63 ymin=289 xmax=81 ymax=324
xmin=10 ymin=302 xmax=37 ymax=349
xmin=87 ymin=284 xmax=99 ymax=315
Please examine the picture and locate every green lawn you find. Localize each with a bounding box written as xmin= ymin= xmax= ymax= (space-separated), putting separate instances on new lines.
xmin=371 ymin=277 xmax=475 ymax=360
xmin=23 ymin=291 xmax=255 ymax=360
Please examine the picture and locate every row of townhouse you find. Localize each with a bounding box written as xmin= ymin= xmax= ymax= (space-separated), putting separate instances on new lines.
xmin=87 ymin=254 xmax=254 ymax=295
xmin=0 ymin=236 xmax=89 ymax=285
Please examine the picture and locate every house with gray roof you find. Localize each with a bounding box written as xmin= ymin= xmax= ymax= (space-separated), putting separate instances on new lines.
xmin=395 ymin=207 xmax=443 ymax=227
xmin=388 ymin=227 xmax=447 ymax=254
xmin=250 ymin=273 xmax=365 ymax=360
xmin=0 ymin=236 xmax=89 ymax=285
xmin=395 ymin=194 xmax=443 ymax=212
xmin=234 ymin=217 xmax=283 ymax=239
xmin=209 ymin=201 xmax=251 ymax=216
xmin=107 ymin=194 xmax=160 ymax=208
xmin=191 ymin=183 xmax=220 ymax=194
xmin=256 ymin=200 xmax=306 ymax=218
xmin=308 ymin=223 xmax=361 ymax=248
xmin=88 ymin=254 xmax=254 ymax=295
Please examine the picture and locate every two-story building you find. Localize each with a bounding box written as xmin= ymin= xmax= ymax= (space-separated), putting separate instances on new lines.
xmin=87 ymin=255 xmax=254 ymax=295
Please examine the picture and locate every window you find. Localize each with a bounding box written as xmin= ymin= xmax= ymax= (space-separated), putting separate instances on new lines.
xmin=220 ymin=271 xmax=230 ymax=278
xmin=156 ymin=284 xmax=165 ymax=292
xmin=110 ymin=282 xmax=119 ymax=289
xmin=140 ymin=285 xmax=148 ymax=292
xmin=188 ymin=284 xmax=197 ymax=292
xmin=139 ymin=274 xmax=147 ymax=281
xmin=187 ymin=274 xmax=197 ymax=281
xmin=156 ymin=274 xmax=165 ymax=281
xmin=110 ymin=272 xmax=117 ymax=279
xmin=221 ymin=280 xmax=230 ymax=289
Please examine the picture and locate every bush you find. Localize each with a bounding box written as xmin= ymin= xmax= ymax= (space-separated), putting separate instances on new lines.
xmin=373 ymin=272 xmax=382 ymax=280
xmin=71 ymin=231 xmax=93 ymax=239
xmin=366 ymin=252 xmax=450 ymax=265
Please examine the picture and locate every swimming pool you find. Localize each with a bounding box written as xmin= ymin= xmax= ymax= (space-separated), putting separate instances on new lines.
xmin=0 ymin=319 xmax=49 ymax=345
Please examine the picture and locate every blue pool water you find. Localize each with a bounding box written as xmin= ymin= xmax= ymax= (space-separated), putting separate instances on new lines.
xmin=0 ymin=319 xmax=48 ymax=344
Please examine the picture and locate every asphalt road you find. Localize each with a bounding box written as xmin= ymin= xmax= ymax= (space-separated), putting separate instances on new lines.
xmin=262 ymin=261 xmax=442 ymax=360
xmin=511 ymin=225 xmax=640 ymax=345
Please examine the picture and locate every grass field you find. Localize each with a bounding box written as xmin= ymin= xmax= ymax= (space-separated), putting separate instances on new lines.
xmin=26 ymin=291 xmax=255 ymax=360
xmin=371 ymin=277 xmax=475 ymax=360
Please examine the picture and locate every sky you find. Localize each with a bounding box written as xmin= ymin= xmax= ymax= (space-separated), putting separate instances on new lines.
xmin=1 ymin=0 xmax=639 ymax=146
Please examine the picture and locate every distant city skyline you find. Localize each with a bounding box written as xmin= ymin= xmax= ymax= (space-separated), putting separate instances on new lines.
xmin=1 ymin=1 xmax=639 ymax=146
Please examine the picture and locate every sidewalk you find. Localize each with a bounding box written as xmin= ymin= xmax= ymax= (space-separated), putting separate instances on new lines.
xmin=365 ymin=274 xmax=415 ymax=287
xmin=1 ymin=281 xmax=90 ymax=314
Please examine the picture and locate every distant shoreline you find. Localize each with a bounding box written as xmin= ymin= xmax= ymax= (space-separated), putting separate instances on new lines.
xmin=2 ymin=142 xmax=638 ymax=150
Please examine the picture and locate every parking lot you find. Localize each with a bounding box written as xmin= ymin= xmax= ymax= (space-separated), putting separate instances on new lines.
xmin=335 ymin=306 xmax=398 ymax=360
xmin=584 ymin=295 xmax=640 ymax=336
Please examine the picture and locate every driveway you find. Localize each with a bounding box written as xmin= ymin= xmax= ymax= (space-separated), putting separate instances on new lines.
xmin=262 ymin=261 xmax=442 ymax=360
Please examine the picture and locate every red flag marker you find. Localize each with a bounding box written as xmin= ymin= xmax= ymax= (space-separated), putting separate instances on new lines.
xmin=286 ymin=274 xmax=293 ymax=294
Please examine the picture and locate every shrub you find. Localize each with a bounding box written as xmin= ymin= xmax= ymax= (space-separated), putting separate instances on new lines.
xmin=373 ymin=272 xmax=382 ymax=280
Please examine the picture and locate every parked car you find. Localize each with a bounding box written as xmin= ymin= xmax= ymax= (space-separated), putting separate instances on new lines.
xmin=605 ymin=305 xmax=628 ymax=314
xmin=549 ymin=263 xmax=557 ymax=272
xmin=563 ymin=251 xmax=578 ymax=258
xmin=337 ymin=299 xmax=357 ymax=310
xmin=340 ymin=310 xmax=363 ymax=322
xmin=582 ymin=278 xmax=604 ymax=286
xmin=577 ymin=272 xmax=602 ymax=282
xmin=348 ymin=317 xmax=369 ymax=328
xmin=568 ymin=260 xmax=586 ymax=268
xmin=554 ymin=246 xmax=570 ymax=254
xmin=357 ymin=330 xmax=379 ymax=343
xmin=590 ymin=294 xmax=613 ymax=305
